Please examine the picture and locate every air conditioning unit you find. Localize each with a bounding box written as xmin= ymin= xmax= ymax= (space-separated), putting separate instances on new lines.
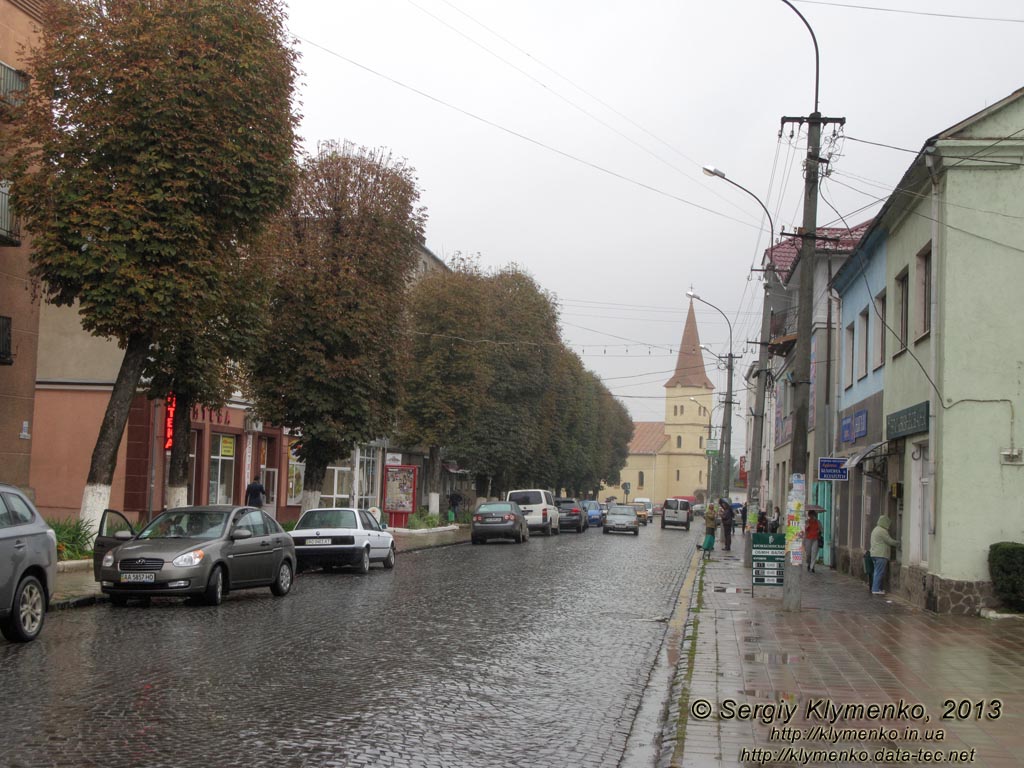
xmin=243 ymin=414 xmax=263 ymax=433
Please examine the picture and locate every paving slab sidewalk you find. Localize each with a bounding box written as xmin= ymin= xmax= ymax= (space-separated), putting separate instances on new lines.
xmin=49 ymin=525 xmax=471 ymax=610
xmin=665 ymin=537 xmax=1024 ymax=768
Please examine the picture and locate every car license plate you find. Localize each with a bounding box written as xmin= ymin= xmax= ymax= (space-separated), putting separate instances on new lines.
xmin=484 ymin=518 xmax=501 ymax=524
xmin=305 ymin=538 xmax=332 ymax=545
xmin=120 ymin=573 xmax=155 ymax=583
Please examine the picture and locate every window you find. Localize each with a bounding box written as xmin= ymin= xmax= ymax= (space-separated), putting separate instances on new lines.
xmin=676 ymin=469 xmax=680 ymax=481
xmin=208 ymin=434 xmax=236 ymax=504
xmin=676 ymin=436 xmax=682 ymax=449
xmin=699 ymin=436 xmax=704 ymax=449
xmin=638 ymin=471 xmax=645 ymax=488
xmin=234 ymin=508 xmax=267 ymax=536
xmin=673 ymin=405 xmax=677 ymax=416
xmin=321 ymin=465 xmax=352 ymax=507
xmin=916 ymin=245 xmax=932 ymax=337
xmin=844 ymin=322 xmax=855 ymax=388
xmin=258 ymin=437 xmax=277 ymax=505
xmin=896 ymin=269 xmax=909 ymax=350
xmin=356 ymin=445 xmax=380 ymax=510
xmin=287 ymin=438 xmax=305 ymax=505
xmin=1 ymin=492 xmax=34 ymax=526
xmin=857 ymin=308 xmax=869 ymax=380
xmin=873 ymin=291 xmax=886 ymax=369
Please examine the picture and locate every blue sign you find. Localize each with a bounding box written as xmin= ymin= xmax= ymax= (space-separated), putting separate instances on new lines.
xmin=818 ymin=457 xmax=849 ymax=481
xmin=840 ymin=416 xmax=853 ymax=443
xmin=854 ymin=409 xmax=868 ymax=439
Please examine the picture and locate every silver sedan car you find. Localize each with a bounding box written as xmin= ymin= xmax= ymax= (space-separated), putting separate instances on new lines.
xmin=95 ymin=505 xmax=296 ymax=606
xmin=602 ymin=505 xmax=640 ymax=536
xmin=0 ymin=484 xmax=58 ymax=643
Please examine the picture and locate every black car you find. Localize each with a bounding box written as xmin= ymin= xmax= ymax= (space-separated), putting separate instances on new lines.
xmin=555 ymin=498 xmax=588 ymax=533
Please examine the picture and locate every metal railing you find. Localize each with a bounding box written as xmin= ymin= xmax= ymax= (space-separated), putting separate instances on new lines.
xmin=769 ymin=307 xmax=798 ymax=341
xmin=0 ymin=185 xmax=20 ymax=246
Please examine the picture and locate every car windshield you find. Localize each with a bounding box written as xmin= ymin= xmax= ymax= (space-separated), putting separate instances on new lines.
xmin=296 ymin=508 xmax=357 ymax=529
xmin=138 ymin=510 xmax=228 ymax=540
xmin=479 ymin=503 xmax=512 ymax=514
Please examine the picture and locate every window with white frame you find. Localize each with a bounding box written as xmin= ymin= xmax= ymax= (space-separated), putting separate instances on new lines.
xmin=844 ymin=322 xmax=855 ymax=388
xmin=916 ymin=245 xmax=932 ymax=338
xmin=857 ymin=308 xmax=869 ymax=380
xmin=873 ymin=291 xmax=886 ymax=369
xmin=321 ymin=465 xmax=352 ymax=507
xmin=287 ymin=438 xmax=305 ymax=505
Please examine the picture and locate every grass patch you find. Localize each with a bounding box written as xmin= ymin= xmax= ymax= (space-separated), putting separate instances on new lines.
xmin=671 ymin=559 xmax=707 ymax=763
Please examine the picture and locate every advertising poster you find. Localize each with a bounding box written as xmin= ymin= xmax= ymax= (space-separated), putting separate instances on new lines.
xmin=787 ymin=473 xmax=805 ymax=565
xmin=384 ymin=465 xmax=417 ymax=514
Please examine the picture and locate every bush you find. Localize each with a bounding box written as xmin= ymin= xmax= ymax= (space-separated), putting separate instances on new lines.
xmin=280 ymin=519 xmax=297 ymax=532
xmin=988 ymin=542 xmax=1024 ymax=610
xmin=405 ymin=510 xmax=440 ymax=530
xmin=47 ymin=517 xmax=94 ymax=561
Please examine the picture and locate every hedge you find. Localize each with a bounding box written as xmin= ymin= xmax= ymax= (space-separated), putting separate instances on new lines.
xmin=988 ymin=541 xmax=1024 ymax=611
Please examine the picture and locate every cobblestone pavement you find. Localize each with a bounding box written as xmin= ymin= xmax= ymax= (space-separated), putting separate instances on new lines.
xmin=1 ymin=521 xmax=701 ymax=768
xmin=666 ymin=532 xmax=1024 ymax=768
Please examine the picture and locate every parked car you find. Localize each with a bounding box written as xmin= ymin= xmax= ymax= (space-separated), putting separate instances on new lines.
xmin=555 ymin=498 xmax=588 ymax=533
xmin=631 ymin=502 xmax=649 ymax=526
xmin=0 ymin=484 xmax=58 ymax=643
xmin=661 ymin=497 xmax=694 ymax=531
xmin=692 ymin=503 xmax=707 ymax=518
xmin=95 ymin=505 xmax=296 ymax=606
xmin=603 ymin=505 xmax=640 ymax=536
xmin=580 ymin=500 xmax=603 ymax=527
xmin=506 ymin=489 xmax=560 ymax=536
xmin=471 ymin=501 xmax=529 ymax=544
xmin=290 ymin=507 xmax=396 ymax=572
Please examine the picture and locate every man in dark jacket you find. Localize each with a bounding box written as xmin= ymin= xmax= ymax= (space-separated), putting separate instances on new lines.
xmin=245 ymin=476 xmax=267 ymax=507
xmin=719 ymin=499 xmax=734 ymax=551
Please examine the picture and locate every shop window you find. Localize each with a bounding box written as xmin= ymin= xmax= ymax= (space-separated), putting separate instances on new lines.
xmin=287 ymin=438 xmax=305 ymax=505
xmin=208 ymin=433 xmax=236 ymax=504
xmin=258 ymin=437 xmax=277 ymax=504
xmin=321 ymin=465 xmax=353 ymax=507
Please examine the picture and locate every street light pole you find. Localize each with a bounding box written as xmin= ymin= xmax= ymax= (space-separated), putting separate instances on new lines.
xmin=687 ymin=291 xmax=736 ymax=504
xmin=702 ymin=165 xmax=777 ymax=568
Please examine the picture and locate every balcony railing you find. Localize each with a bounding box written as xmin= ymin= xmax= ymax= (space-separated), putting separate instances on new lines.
xmin=768 ymin=307 xmax=798 ymax=356
xmin=1 ymin=60 xmax=29 ymax=107
xmin=0 ymin=185 xmax=20 ymax=246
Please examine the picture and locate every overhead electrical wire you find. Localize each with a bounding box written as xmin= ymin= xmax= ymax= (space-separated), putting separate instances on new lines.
xmin=793 ymin=0 xmax=1024 ymax=24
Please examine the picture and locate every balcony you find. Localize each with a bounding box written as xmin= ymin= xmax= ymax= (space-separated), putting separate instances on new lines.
xmin=768 ymin=307 xmax=798 ymax=357
xmin=0 ymin=184 xmax=19 ymax=247
xmin=1 ymin=60 xmax=28 ymax=109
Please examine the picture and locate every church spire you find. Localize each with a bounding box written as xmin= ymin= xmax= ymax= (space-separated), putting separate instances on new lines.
xmin=664 ymin=300 xmax=714 ymax=389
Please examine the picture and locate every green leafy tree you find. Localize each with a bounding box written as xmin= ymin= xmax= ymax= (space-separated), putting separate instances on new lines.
xmin=1 ymin=0 xmax=298 ymax=527
xmin=248 ymin=145 xmax=425 ymax=510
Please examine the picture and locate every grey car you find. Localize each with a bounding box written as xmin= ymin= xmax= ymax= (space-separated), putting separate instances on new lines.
xmin=471 ymin=501 xmax=529 ymax=544
xmin=95 ymin=505 xmax=296 ymax=606
xmin=0 ymin=484 xmax=58 ymax=643
xmin=602 ymin=504 xmax=640 ymax=536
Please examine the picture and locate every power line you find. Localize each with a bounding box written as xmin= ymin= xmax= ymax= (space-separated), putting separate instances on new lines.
xmin=793 ymin=0 xmax=1024 ymax=23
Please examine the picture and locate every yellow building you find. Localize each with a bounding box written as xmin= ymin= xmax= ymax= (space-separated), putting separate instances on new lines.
xmin=602 ymin=301 xmax=715 ymax=505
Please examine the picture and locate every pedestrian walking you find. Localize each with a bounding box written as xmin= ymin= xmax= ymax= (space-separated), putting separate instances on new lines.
xmin=719 ymin=499 xmax=734 ymax=551
xmin=244 ymin=476 xmax=266 ymax=507
xmin=804 ymin=509 xmax=821 ymax=572
xmin=869 ymin=515 xmax=900 ymax=595
xmin=701 ymin=502 xmax=718 ymax=555
xmin=741 ymin=502 xmax=748 ymax=535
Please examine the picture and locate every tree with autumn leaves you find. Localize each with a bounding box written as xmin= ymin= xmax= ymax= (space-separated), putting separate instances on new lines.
xmin=1 ymin=0 xmax=299 ymax=527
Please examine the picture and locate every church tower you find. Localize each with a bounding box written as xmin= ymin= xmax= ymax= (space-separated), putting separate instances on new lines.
xmin=662 ymin=301 xmax=716 ymax=501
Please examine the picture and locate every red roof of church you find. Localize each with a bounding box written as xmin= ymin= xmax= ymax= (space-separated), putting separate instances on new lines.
xmin=664 ymin=300 xmax=713 ymax=390
xmin=630 ymin=422 xmax=668 ymax=455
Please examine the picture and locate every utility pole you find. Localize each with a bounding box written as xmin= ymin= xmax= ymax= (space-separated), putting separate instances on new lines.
xmin=745 ymin=279 xmax=778 ymax=568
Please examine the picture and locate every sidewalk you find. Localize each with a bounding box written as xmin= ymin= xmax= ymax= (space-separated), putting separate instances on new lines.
xmin=663 ymin=540 xmax=1024 ymax=767
xmin=49 ymin=525 xmax=471 ymax=610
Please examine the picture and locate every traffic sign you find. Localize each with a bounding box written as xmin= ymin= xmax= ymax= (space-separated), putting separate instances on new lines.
xmin=818 ymin=457 xmax=849 ymax=481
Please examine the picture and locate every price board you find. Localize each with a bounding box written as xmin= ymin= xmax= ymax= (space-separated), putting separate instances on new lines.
xmin=752 ymin=533 xmax=786 ymax=594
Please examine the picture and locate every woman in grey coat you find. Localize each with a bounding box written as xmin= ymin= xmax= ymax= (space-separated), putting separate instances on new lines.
xmin=869 ymin=515 xmax=899 ymax=595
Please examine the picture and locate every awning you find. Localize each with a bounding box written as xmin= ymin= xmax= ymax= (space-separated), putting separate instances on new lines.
xmin=844 ymin=440 xmax=887 ymax=469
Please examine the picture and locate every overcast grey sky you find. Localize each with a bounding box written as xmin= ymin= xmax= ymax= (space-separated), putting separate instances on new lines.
xmin=284 ymin=0 xmax=1022 ymax=445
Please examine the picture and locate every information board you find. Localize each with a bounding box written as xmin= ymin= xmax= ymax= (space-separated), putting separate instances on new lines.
xmin=752 ymin=533 xmax=786 ymax=593
xmin=818 ymin=457 xmax=849 ymax=481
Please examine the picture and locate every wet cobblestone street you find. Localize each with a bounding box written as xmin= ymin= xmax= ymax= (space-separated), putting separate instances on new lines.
xmin=1 ymin=523 xmax=700 ymax=767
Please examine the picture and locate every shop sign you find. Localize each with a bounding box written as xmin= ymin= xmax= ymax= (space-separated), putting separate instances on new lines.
xmin=818 ymin=457 xmax=849 ymax=481
xmin=854 ymin=409 xmax=868 ymax=438
xmin=841 ymin=415 xmax=853 ymax=443
xmin=220 ymin=435 xmax=235 ymax=457
xmin=164 ymin=395 xmax=176 ymax=450
xmin=887 ymin=401 xmax=929 ymax=439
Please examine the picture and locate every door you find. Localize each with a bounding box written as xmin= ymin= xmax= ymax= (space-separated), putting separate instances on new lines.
xmin=0 ymin=495 xmax=18 ymax=612
xmin=359 ymin=510 xmax=387 ymax=560
xmin=228 ymin=508 xmax=272 ymax=585
xmin=92 ymin=509 xmax=136 ymax=580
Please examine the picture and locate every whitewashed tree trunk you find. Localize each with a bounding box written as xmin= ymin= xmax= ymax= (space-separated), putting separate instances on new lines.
xmin=81 ymin=483 xmax=110 ymax=538
xmin=300 ymin=488 xmax=322 ymax=513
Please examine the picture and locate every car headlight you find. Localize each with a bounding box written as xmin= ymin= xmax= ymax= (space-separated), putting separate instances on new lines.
xmin=172 ymin=549 xmax=205 ymax=567
xmin=102 ymin=551 xmax=115 ymax=568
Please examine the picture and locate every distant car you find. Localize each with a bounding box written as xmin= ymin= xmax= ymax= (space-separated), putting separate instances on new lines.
xmin=661 ymin=497 xmax=693 ymax=531
xmin=0 ymin=484 xmax=58 ymax=643
xmin=96 ymin=505 xmax=296 ymax=606
xmin=692 ymin=503 xmax=707 ymax=518
xmin=471 ymin=501 xmax=529 ymax=544
xmin=290 ymin=507 xmax=396 ymax=573
xmin=580 ymin=500 xmax=603 ymax=527
xmin=603 ymin=505 xmax=640 ymax=536
xmin=555 ymin=498 xmax=588 ymax=533
xmin=506 ymin=489 xmax=560 ymax=536
xmin=634 ymin=497 xmax=654 ymax=516
xmin=631 ymin=503 xmax=649 ymax=526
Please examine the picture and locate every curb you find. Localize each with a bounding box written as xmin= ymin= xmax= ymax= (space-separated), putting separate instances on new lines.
xmin=50 ymin=594 xmax=106 ymax=611
xmin=57 ymin=559 xmax=92 ymax=573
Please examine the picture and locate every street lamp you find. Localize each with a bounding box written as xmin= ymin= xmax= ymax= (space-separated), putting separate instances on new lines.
xmin=686 ymin=291 xmax=736 ymax=504
xmin=702 ymin=165 xmax=778 ymax=568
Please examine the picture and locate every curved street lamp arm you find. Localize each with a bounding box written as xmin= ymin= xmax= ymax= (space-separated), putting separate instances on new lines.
xmin=779 ymin=0 xmax=820 ymax=113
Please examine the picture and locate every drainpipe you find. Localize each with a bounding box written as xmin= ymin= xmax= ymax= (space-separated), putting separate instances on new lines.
xmin=924 ymin=147 xmax=940 ymax=543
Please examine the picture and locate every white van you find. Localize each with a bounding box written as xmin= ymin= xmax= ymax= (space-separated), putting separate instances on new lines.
xmin=506 ymin=489 xmax=561 ymax=536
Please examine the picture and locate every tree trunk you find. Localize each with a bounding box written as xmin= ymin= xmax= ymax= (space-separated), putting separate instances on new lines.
xmin=301 ymin=450 xmax=328 ymax=513
xmin=81 ymin=333 xmax=151 ymax=533
xmin=428 ymin=444 xmax=442 ymax=497
xmin=166 ymin=389 xmax=194 ymax=509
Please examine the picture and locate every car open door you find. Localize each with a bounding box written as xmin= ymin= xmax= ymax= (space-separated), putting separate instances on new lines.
xmin=92 ymin=509 xmax=136 ymax=580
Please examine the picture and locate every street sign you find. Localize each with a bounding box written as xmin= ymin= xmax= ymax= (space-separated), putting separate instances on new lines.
xmin=818 ymin=457 xmax=849 ymax=481
xmin=752 ymin=533 xmax=786 ymax=594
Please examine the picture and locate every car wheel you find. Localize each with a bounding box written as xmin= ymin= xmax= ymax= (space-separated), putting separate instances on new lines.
xmin=603 ymin=527 xmax=609 ymax=535
xmin=684 ymin=523 xmax=691 ymax=531
xmin=634 ymin=528 xmax=640 ymax=536
xmin=471 ymin=537 xmax=480 ymax=545
xmin=383 ymin=546 xmax=396 ymax=569
xmin=661 ymin=518 xmax=666 ymax=529
xmin=271 ymin=560 xmax=293 ymax=597
xmin=544 ymin=523 xmax=552 ymax=537
xmin=203 ymin=566 xmax=224 ymax=606
xmin=358 ymin=547 xmax=370 ymax=574
xmin=0 ymin=575 xmax=46 ymax=643
xmin=514 ymin=528 xmax=523 ymax=544
xmin=553 ymin=522 xmax=560 ymax=535
xmin=109 ymin=593 xmax=129 ymax=607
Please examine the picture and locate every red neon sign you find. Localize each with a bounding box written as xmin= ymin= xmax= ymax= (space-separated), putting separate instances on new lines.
xmin=164 ymin=395 xmax=176 ymax=450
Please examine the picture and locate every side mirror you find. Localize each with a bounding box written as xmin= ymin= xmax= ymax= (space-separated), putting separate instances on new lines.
xmin=380 ymin=521 xmax=388 ymax=530
xmin=231 ymin=527 xmax=253 ymax=540
xmin=114 ymin=530 xmax=133 ymax=540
